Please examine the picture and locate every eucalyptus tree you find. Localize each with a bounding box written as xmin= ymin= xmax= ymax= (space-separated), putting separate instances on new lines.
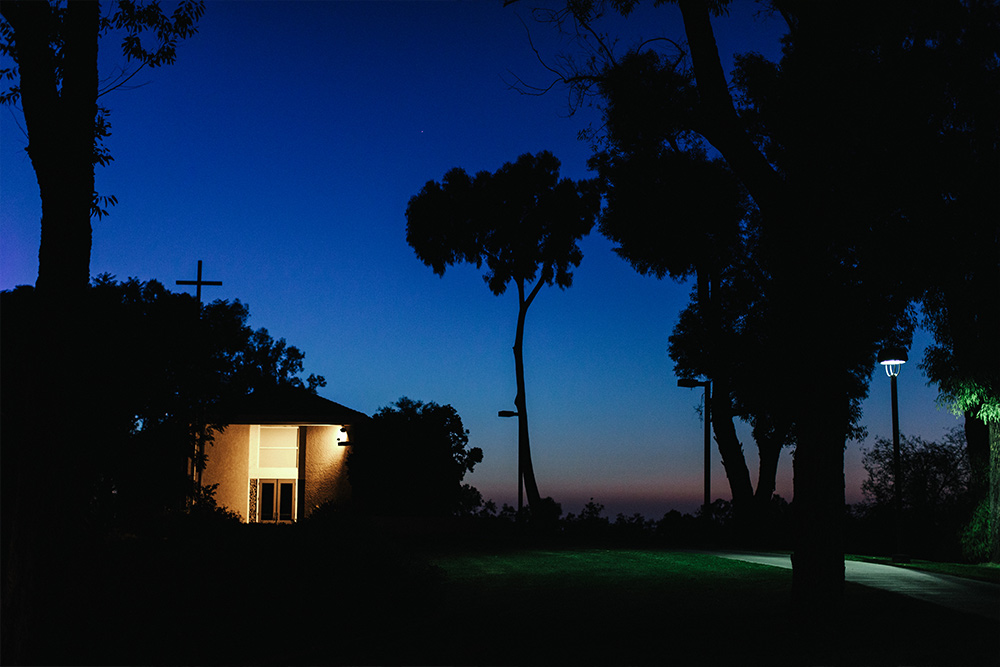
xmin=0 ymin=0 xmax=204 ymax=296
xmin=406 ymin=151 xmax=600 ymax=509
xmin=921 ymin=284 xmax=1000 ymax=561
xmin=348 ymin=398 xmax=483 ymax=517
xmin=588 ymin=48 xmax=766 ymax=521
xmin=666 ymin=223 xmax=799 ymax=521
xmin=907 ymin=1 xmax=1000 ymax=561
xmin=514 ymin=0 xmax=956 ymax=619
xmin=1 ymin=5 xmax=204 ymax=660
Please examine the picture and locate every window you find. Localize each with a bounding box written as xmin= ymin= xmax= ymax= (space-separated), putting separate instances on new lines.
xmin=252 ymin=426 xmax=299 ymax=522
xmin=258 ymin=426 xmax=298 ymax=468
xmin=258 ymin=479 xmax=295 ymax=523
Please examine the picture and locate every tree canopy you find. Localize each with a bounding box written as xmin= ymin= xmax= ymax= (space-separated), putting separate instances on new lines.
xmin=860 ymin=428 xmax=975 ymax=560
xmin=531 ymin=0 xmax=1000 ymax=611
xmin=0 ymin=0 xmax=204 ymax=294
xmin=405 ymin=150 xmax=600 ymax=510
xmin=347 ymin=398 xmax=483 ymax=517
xmin=1 ymin=5 xmax=204 ymax=659
xmin=406 ymin=150 xmax=599 ymax=296
xmin=1 ymin=276 xmax=326 ymax=527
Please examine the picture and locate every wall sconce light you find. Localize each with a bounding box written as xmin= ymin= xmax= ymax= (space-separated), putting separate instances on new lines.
xmin=337 ymin=426 xmax=350 ymax=446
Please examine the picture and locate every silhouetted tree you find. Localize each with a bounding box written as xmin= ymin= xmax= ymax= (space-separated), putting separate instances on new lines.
xmin=0 ymin=277 xmax=323 ymax=660
xmin=347 ymin=398 xmax=483 ymax=517
xmin=862 ymin=430 xmax=970 ymax=514
xmin=586 ymin=60 xmax=761 ymax=517
xmin=1 ymin=5 xmax=203 ymax=660
xmin=405 ymin=151 xmax=600 ymax=509
xmin=3 ymin=276 xmax=327 ymax=526
xmin=751 ymin=0 xmax=1000 ymax=561
xmin=580 ymin=39 xmax=794 ymax=533
xmin=860 ymin=428 xmax=974 ymax=560
xmin=920 ymin=280 xmax=1000 ymax=562
xmin=519 ymin=0 xmax=993 ymax=620
xmin=668 ymin=237 xmax=800 ymax=524
xmin=0 ymin=0 xmax=204 ymax=295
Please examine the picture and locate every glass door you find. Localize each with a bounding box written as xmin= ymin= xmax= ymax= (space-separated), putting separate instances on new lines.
xmin=258 ymin=479 xmax=295 ymax=522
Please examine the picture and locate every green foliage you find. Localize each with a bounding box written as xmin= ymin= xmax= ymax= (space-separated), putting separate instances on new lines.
xmin=920 ymin=287 xmax=1000 ymax=425
xmin=185 ymin=482 xmax=242 ymax=525
xmin=960 ymin=499 xmax=993 ymax=563
xmin=347 ymin=397 xmax=483 ymax=517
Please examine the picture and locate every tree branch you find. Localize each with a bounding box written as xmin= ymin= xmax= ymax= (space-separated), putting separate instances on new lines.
xmin=677 ymin=0 xmax=784 ymax=217
xmin=97 ymin=60 xmax=149 ymax=97
xmin=523 ymin=274 xmax=545 ymax=312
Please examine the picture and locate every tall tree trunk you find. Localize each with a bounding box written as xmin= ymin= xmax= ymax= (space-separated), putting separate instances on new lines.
xmin=989 ymin=422 xmax=999 ymax=563
xmin=711 ymin=379 xmax=754 ymax=517
xmin=697 ymin=239 xmax=753 ymax=521
xmin=513 ymin=279 xmax=543 ymax=509
xmin=790 ymin=378 xmax=846 ymax=623
xmin=6 ymin=1 xmax=99 ymax=295
xmin=964 ymin=411 xmax=990 ymax=503
xmin=0 ymin=4 xmax=100 ymax=661
xmin=677 ymin=0 xmax=848 ymax=621
xmin=754 ymin=428 xmax=783 ymax=507
xmin=676 ymin=0 xmax=784 ymax=220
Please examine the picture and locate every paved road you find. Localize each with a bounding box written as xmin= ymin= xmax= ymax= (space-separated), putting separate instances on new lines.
xmin=714 ymin=551 xmax=1000 ymax=622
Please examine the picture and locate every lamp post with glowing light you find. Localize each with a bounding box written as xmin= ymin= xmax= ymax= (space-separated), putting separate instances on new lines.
xmin=878 ymin=346 xmax=908 ymax=562
xmin=678 ymin=378 xmax=711 ymax=514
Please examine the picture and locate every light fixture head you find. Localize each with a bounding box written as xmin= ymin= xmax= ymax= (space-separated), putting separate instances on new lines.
xmin=677 ymin=378 xmax=707 ymax=389
xmin=878 ymin=346 xmax=908 ymax=366
xmin=878 ymin=346 xmax=908 ymax=377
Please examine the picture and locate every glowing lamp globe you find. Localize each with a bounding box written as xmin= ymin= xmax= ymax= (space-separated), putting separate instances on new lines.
xmin=878 ymin=346 xmax=908 ymax=377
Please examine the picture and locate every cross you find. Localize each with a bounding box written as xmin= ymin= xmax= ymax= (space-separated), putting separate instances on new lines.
xmin=176 ymin=260 xmax=223 ymax=305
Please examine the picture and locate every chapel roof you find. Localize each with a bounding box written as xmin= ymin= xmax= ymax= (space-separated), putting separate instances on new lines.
xmin=215 ymin=386 xmax=369 ymax=425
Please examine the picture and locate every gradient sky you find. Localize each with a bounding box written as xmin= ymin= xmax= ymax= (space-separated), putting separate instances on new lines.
xmin=0 ymin=0 xmax=962 ymax=517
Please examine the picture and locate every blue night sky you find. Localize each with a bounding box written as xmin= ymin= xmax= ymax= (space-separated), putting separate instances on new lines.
xmin=0 ymin=0 xmax=962 ymax=516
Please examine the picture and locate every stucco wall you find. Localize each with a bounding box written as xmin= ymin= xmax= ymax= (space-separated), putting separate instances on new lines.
xmin=303 ymin=424 xmax=351 ymax=517
xmin=202 ymin=424 xmax=251 ymax=521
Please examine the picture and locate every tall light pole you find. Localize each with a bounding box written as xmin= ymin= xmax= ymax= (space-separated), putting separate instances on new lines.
xmin=498 ymin=410 xmax=520 ymax=511
xmin=878 ymin=346 xmax=908 ymax=563
xmin=678 ymin=378 xmax=712 ymax=514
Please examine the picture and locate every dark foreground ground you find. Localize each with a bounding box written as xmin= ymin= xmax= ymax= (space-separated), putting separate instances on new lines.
xmin=9 ymin=520 xmax=999 ymax=666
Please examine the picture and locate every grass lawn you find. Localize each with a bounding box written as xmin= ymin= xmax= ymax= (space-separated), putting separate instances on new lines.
xmin=408 ymin=548 xmax=999 ymax=666
xmin=21 ymin=533 xmax=999 ymax=666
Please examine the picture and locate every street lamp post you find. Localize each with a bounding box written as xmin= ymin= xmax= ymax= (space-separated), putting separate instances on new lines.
xmin=678 ymin=378 xmax=712 ymax=514
xmin=878 ymin=346 xmax=908 ymax=563
xmin=498 ymin=410 xmax=520 ymax=511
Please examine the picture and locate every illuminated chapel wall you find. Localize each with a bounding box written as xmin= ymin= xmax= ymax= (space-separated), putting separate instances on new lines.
xmin=303 ymin=424 xmax=351 ymax=516
xmin=200 ymin=423 xmax=352 ymax=523
xmin=202 ymin=424 xmax=251 ymax=521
